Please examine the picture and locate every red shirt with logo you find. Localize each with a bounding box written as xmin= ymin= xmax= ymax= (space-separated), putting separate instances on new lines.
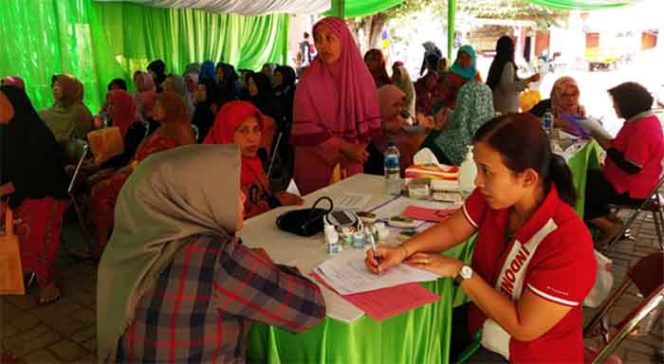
xmin=462 ymin=186 xmax=596 ymax=362
xmin=603 ymin=113 xmax=664 ymax=199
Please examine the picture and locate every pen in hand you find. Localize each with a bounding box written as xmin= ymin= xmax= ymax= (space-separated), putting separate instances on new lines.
xmin=367 ymin=231 xmax=381 ymax=263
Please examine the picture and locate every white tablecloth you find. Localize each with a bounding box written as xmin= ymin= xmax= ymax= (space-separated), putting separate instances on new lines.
xmin=239 ymin=174 xmax=398 ymax=321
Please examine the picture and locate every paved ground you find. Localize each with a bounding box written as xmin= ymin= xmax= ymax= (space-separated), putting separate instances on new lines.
xmin=1 ymin=204 xmax=662 ymax=363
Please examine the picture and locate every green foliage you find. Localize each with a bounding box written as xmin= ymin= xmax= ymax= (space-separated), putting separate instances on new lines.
xmin=385 ymin=0 xmax=566 ymax=26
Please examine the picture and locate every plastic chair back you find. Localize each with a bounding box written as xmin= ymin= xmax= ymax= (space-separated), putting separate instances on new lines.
xmin=604 ymin=175 xmax=664 ymax=253
xmin=628 ymin=252 xmax=664 ymax=297
xmin=584 ymin=252 xmax=664 ymax=364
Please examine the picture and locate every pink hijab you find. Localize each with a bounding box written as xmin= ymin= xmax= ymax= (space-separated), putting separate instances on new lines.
xmin=292 ymin=17 xmax=381 ymax=146
xmin=134 ymin=71 xmax=156 ymax=118
xmin=108 ymin=89 xmax=138 ymax=139
xmin=2 ymin=76 xmax=25 ymax=89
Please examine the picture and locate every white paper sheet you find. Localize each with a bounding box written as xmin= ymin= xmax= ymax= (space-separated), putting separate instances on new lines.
xmin=333 ymin=192 xmax=372 ymax=211
xmin=286 ymin=178 xmax=301 ymax=196
xmin=313 ymin=249 xmax=440 ymax=295
xmin=577 ymin=117 xmax=613 ymax=140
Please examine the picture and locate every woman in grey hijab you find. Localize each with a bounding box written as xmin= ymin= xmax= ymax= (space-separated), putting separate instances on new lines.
xmin=97 ymin=144 xmax=325 ymax=362
xmin=164 ymin=74 xmax=195 ymax=120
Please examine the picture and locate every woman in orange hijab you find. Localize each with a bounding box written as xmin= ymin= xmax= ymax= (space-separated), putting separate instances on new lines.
xmin=204 ymin=101 xmax=302 ymax=218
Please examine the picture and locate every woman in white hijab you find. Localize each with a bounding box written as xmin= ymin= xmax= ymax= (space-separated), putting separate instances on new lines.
xmin=392 ymin=61 xmax=416 ymax=118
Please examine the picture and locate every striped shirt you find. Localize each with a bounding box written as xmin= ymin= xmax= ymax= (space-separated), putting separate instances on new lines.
xmin=116 ymin=234 xmax=326 ymax=363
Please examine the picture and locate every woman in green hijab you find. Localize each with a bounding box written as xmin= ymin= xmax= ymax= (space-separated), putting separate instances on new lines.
xmin=421 ymin=81 xmax=495 ymax=165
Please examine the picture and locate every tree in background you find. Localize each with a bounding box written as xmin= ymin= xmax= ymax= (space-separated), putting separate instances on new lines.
xmin=346 ymin=0 xmax=562 ymax=54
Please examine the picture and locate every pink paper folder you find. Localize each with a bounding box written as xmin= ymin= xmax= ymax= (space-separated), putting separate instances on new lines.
xmin=402 ymin=205 xmax=459 ymax=222
xmin=312 ymin=273 xmax=440 ymax=322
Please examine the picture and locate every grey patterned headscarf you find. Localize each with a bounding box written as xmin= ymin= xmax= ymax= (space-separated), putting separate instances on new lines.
xmin=97 ymin=144 xmax=241 ymax=361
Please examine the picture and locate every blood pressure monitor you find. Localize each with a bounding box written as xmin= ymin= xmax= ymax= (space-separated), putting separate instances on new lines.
xmin=325 ymin=210 xmax=360 ymax=228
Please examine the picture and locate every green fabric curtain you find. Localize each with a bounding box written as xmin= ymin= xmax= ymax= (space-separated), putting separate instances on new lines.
xmin=325 ymin=0 xmax=404 ymax=18
xmin=0 ymin=0 xmax=289 ymax=112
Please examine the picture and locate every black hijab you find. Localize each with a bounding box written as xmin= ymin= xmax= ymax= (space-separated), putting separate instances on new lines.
xmin=274 ymin=66 xmax=296 ymax=130
xmin=274 ymin=66 xmax=296 ymax=96
xmin=246 ymin=72 xmax=280 ymax=121
xmin=148 ymin=59 xmax=167 ymax=92
xmin=0 ymin=86 xmax=68 ymax=208
xmin=216 ymin=62 xmax=239 ymax=105
xmin=486 ymin=36 xmax=516 ymax=91
xmin=192 ymin=79 xmax=219 ymax=142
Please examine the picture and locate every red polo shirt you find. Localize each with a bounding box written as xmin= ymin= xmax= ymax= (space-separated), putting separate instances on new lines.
xmin=603 ymin=113 xmax=664 ymax=199
xmin=462 ymin=186 xmax=596 ymax=363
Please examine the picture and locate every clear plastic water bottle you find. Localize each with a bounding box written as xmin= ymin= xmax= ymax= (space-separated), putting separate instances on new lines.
xmin=542 ymin=110 xmax=554 ymax=137
xmin=384 ymin=142 xmax=402 ymax=196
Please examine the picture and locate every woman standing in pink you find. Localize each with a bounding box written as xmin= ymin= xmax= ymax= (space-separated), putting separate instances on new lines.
xmin=291 ymin=17 xmax=381 ymax=195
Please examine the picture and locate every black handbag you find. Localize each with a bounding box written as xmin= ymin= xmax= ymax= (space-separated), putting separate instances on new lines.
xmin=275 ymin=197 xmax=333 ymax=237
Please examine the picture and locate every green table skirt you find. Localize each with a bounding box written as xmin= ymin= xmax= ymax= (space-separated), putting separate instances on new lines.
xmin=565 ymin=141 xmax=603 ymax=217
xmin=247 ymin=141 xmax=599 ymax=363
xmin=247 ymin=239 xmax=476 ymax=364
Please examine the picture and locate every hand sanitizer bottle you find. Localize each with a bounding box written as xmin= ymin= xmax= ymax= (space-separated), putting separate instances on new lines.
xmin=459 ymin=146 xmax=477 ymax=197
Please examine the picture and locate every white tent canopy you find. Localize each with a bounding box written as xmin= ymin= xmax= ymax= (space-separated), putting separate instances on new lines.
xmin=94 ymin=0 xmax=330 ymax=15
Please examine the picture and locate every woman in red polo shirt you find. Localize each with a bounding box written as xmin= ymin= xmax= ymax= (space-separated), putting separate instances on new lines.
xmin=366 ymin=114 xmax=596 ymax=363
xmin=585 ymin=82 xmax=664 ymax=245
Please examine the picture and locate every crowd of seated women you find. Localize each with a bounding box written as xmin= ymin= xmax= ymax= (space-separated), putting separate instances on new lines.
xmin=1 ymin=15 xmax=662 ymax=363
xmin=0 ymin=57 xmax=303 ymax=301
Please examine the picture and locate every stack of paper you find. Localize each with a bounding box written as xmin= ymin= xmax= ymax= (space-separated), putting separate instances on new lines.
xmin=312 ymin=273 xmax=440 ymax=322
xmin=312 ymin=249 xmax=440 ymax=295
xmin=312 ymin=249 xmax=442 ymax=321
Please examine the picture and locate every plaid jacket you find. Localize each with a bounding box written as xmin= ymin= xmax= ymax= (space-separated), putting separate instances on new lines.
xmin=116 ymin=234 xmax=326 ymax=363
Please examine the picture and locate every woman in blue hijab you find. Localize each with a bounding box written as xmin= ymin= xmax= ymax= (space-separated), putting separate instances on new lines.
xmin=435 ymin=45 xmax=481 ymax=110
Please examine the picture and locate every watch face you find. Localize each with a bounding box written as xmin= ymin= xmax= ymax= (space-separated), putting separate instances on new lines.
xmin=460 ymin=266 xmax=473 ymax=279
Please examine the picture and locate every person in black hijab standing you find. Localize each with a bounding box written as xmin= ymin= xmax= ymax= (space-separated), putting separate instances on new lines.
xmin=486 ymin=36 xmax=539 ymax=113
xmin=0 ymin=85 xmax=69 ymax=304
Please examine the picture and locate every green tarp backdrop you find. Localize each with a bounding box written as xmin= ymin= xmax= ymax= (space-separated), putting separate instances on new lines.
xmin=0 ymin=0 xmax=289 ymax=112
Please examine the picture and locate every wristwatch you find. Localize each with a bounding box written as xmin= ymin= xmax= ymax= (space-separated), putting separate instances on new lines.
xmin=454 ymin=265 xmax=473 ymax=286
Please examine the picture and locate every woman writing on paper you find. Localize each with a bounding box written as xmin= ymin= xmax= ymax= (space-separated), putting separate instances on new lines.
xmin=584 ymin=82 xmax=664 ymax=245
xmin=366 ymin=114 xmax=596 ymax=363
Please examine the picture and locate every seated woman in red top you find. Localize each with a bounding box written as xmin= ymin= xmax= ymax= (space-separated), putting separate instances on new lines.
xmin=585 ymin=82 xmax=664 ymax=245
xmin=204 ymin=100 xmax=303 ymax=218
xmin=366 ymin=114 xmax=596 ymax=363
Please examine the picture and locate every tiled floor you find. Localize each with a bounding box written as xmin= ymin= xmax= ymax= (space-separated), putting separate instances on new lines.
xmin=1 ymin=209 xmax=662 ymax=363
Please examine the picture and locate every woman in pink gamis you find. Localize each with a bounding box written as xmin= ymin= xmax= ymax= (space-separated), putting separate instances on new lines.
xmin=291 ymin=17 xmax=381 ymax=195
